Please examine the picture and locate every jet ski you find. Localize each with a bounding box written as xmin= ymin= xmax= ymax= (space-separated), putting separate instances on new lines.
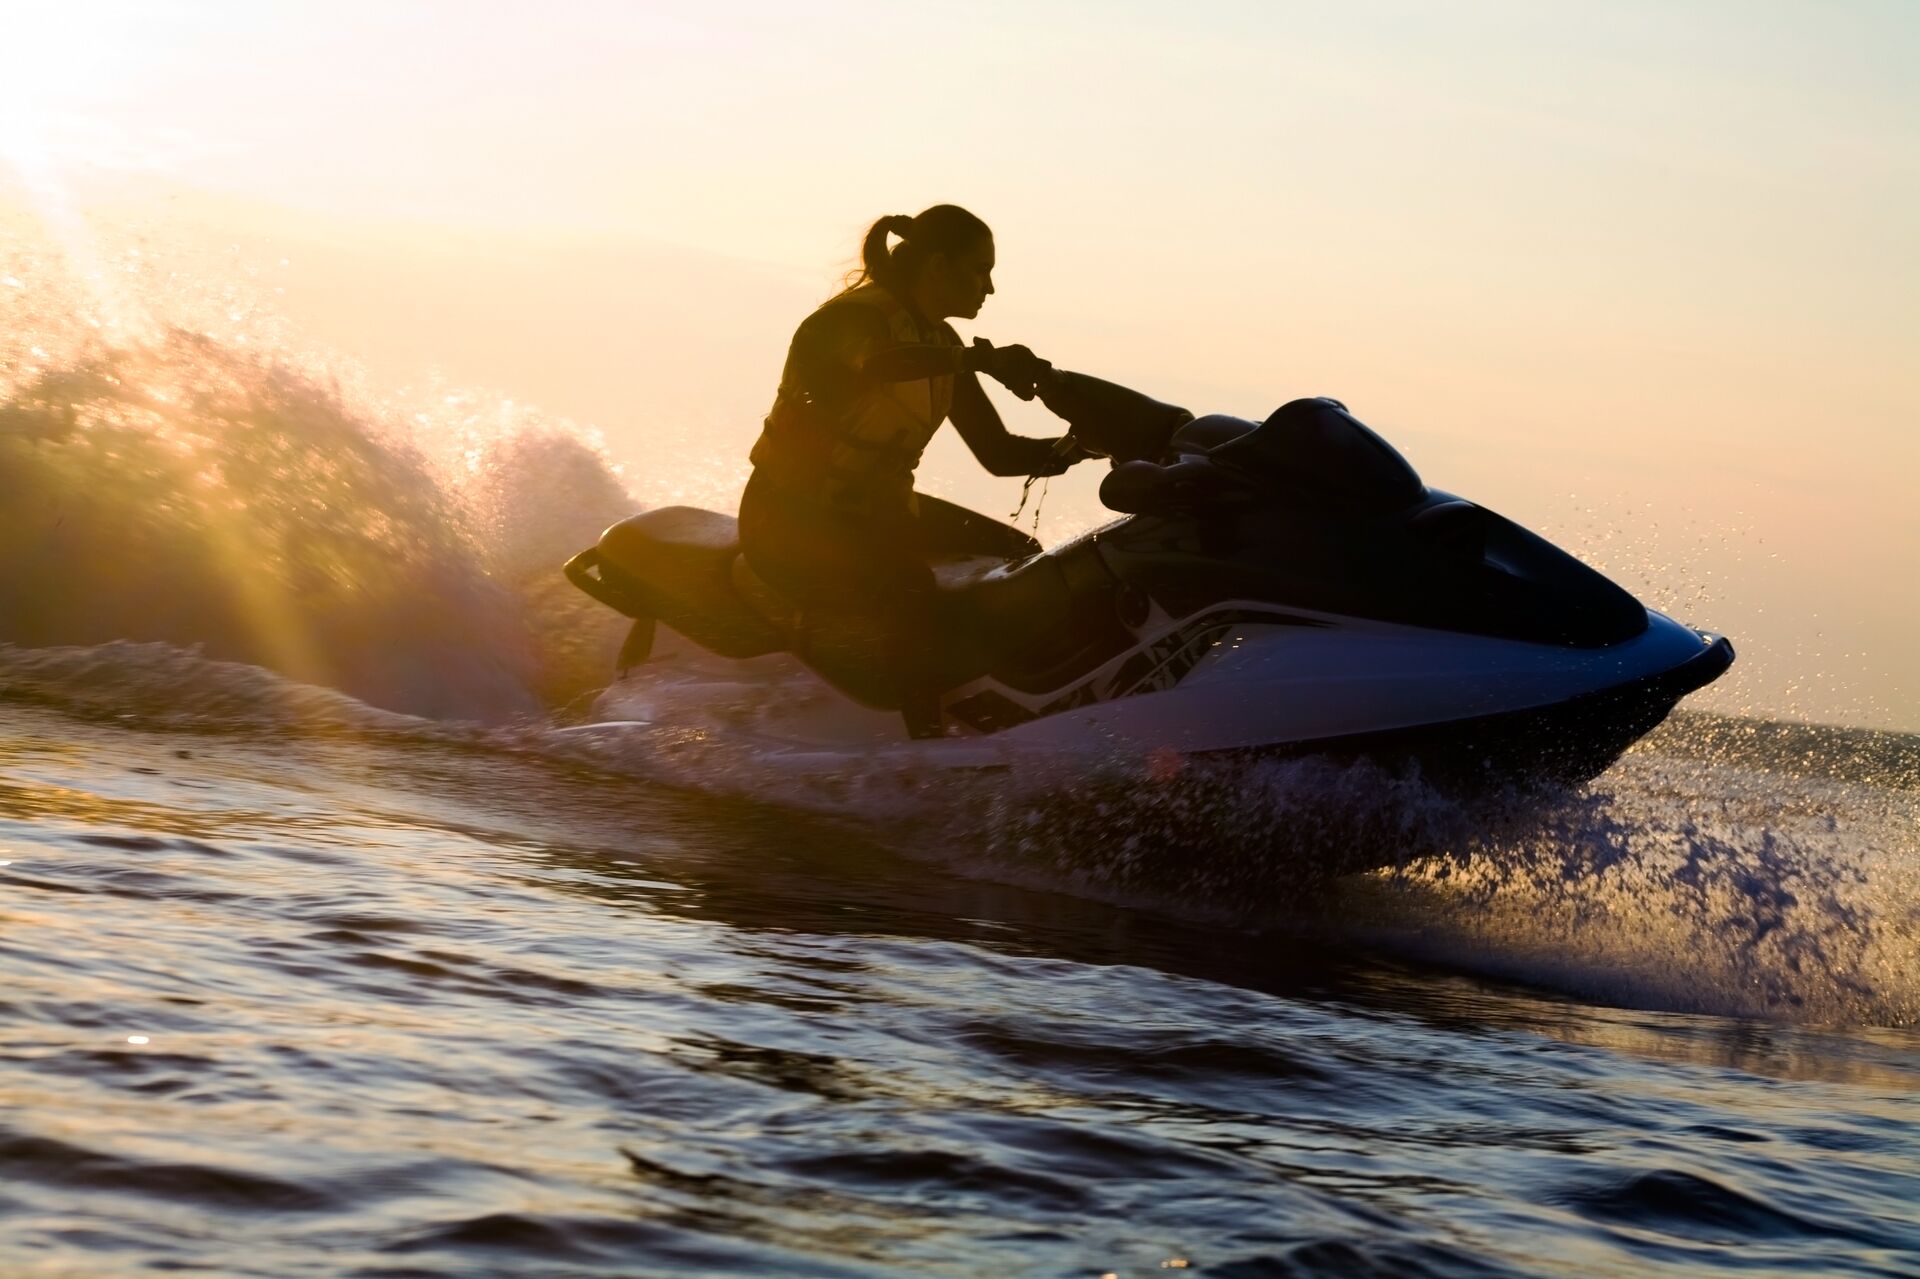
xmin=564 ymin=371 xmax=1732 ymax=788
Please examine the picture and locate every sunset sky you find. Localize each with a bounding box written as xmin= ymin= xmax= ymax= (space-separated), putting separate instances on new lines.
xmin=3 ymin=1 xmax=1915 ymax=728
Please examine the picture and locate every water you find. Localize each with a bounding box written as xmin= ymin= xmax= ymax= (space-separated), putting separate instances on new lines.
xmin=4 ymin=247 xmax=1920 ymax=1277
xmin=3 ymin=673 xmax=1917 ymax=1278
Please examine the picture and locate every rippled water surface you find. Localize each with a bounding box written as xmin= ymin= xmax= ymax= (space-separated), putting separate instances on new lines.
xmin=2 ymin=658 xmax=1917 ymax=1277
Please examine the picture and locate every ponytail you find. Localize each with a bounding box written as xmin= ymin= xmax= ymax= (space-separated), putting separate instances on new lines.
xmin=845 ymin=204 xmax=991 ymax=297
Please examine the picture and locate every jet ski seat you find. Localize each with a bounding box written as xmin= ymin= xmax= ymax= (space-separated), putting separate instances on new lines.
xmin=582 ymin=508 xmax=785 ymax=659
xmin=586 ymin=504 xmax=1053 ymax=705
xmin=599 ymin=506 xmax=739 ymax=591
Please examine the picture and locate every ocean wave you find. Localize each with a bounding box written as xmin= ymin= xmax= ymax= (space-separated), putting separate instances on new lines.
xmin=2 ymin=327 xmax=633 ymax=721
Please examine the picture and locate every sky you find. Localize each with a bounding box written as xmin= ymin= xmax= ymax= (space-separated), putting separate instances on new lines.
xmin=2 ymin=0 xmax=1915 ymax=729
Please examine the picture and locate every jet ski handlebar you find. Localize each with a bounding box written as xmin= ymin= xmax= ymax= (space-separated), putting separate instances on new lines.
xmin=1031 ymin=367 xmax=1194 ymax=465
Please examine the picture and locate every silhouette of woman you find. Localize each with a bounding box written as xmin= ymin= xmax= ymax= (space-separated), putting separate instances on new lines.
xmin=740 ymin=204 xmax=1086 ymax=735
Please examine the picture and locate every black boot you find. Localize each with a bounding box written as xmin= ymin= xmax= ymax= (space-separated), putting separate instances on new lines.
xmin=885 ymin=575 xmax=945 ymax=738
xmin=899 ymin=684 xmax=945 ymax=739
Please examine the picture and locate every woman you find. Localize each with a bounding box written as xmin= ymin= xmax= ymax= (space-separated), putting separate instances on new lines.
xmin=740 ymin=204 xmax=1085 ymax=735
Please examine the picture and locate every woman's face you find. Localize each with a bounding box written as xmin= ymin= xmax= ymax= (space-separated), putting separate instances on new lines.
xmin=918 ymin=236 xmax=996 ymax=321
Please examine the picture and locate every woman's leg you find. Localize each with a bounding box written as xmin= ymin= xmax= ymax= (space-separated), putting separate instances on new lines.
xmin=740 ymin=475 xmax=943 ymax=734
xmin=863 ymin=499 xmax=945 ymax=736
xmin=909 ymin=492 xmax=1043 ymax=560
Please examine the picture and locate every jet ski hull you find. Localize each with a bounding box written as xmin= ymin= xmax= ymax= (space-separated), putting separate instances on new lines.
xmin=1209 ymin=630 xmax=1733 ymax=786
xmin=939 ymin=606 xmax=1731 ymax=788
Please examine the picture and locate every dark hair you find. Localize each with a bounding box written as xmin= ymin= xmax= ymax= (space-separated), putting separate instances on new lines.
xmin=847 ymin=204 xmax=991 ymax=296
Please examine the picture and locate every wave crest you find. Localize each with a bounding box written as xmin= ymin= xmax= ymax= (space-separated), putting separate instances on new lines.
xmin=1 ymin=329 xmax=633 ymax=719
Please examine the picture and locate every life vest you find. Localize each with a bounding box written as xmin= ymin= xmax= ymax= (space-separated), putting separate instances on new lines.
xmin=749 ymin=282 xmax=956 ymax=514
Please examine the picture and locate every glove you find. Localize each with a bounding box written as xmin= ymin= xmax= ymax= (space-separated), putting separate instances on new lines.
xmin=967 ymin=339 xmax=1052 ymax=401
xmin=1027 ymin=435 xmax=1097 ymax=477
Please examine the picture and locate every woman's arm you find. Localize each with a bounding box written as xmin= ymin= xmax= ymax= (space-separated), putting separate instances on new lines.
xmin=787 ymin=304 xmax=965 ymax=403
xmin=787 ymin=307 xmax=1078 ymax=476
xmin=949 ymin=367 xmax=1075 ymax=477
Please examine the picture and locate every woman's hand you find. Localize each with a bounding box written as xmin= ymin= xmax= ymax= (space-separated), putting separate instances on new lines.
xmin=1028 ymin=434 xmax=1098 ymax=476
xmin=967 ymin=339 xmax=1052 ymax=401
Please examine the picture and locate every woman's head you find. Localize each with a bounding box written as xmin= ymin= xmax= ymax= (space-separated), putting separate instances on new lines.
xmin=854 ymin=205 xmax=995 ymax=321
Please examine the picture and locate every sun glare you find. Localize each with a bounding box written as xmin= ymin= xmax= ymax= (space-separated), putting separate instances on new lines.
xmin=1 ymin=5 xmax=159 ymax=347
xmin=0 ymin=1 xmax=158 ymax=186
xmin=2 ymin=7 xmax=78 ymax=174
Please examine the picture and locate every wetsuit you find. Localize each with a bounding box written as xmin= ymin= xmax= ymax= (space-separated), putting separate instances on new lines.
xmin=740 ymin=283 xmax=1070 ymax=729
